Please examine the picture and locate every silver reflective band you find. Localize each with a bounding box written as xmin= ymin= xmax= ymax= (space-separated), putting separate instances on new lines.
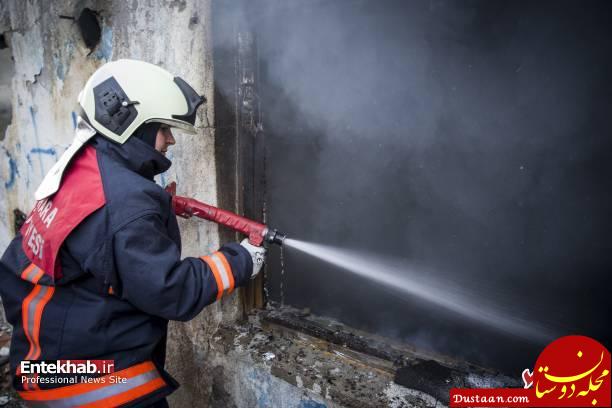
xmin=24 ymin=265 xmax=41 ymax=283
xmin=211 ymin=253 xmax=231 ymax=291
xmin=25 ymin=285 xmax=52 ymax=359
xmin=27 ymin=370 xmax=160 ymax=408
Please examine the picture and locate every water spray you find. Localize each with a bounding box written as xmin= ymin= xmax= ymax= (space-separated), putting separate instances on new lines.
xmin=283 ymin=238 xmax=557 ymax=343
xmin=165 ymin=182 xmax=286 ymax=247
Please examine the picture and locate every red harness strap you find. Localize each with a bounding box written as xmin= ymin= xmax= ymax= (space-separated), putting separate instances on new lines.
xmin=20 ymin=146 xmax=106 ymax=283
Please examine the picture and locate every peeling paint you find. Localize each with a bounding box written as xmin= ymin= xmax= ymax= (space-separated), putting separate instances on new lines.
xmin=11 ymin=28 xmax=44 ymax=83
xmin=93 ymin=25 xmax=113 ymax=61
xmin=51 ymin=39 xmax=76 ymax=83
xmin=53 ymin=39 xmax=76 ymax=82
xmin=55 ymin=59 xmax=65 ymax=81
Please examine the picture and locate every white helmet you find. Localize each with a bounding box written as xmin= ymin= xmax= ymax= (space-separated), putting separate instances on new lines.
xmin=78 ymin=59 xmax=205 ymax=144
xmin=34 ymin=59 xmax=205 ymax=200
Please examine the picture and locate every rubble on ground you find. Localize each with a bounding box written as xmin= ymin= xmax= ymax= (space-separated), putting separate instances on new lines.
xmin=207 ymin=305 xmax=519 ymax=407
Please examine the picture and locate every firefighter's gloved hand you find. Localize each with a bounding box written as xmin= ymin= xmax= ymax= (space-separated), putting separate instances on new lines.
xmin=240 ymin=239 xmax=266 ymax=279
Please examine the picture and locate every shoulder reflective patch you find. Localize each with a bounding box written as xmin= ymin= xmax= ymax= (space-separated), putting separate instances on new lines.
xmin=20 ymin=263 xmax=44 ymax=283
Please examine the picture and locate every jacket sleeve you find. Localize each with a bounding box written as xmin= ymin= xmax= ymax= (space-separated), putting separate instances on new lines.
xmin=109 ymin=213 xmax=253 ymax=321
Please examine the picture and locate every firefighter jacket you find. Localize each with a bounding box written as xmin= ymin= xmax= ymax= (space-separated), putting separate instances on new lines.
xmin=0 ymin=134 xmax=254 ymax=407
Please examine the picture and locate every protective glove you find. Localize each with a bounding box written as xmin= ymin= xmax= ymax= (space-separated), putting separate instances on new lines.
xmin=240 ymin=239 xmax=267 ymax=279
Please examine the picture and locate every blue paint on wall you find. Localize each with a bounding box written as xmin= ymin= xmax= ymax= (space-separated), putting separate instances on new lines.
xmin=94 ymin=26 xmax=113 ymax=61
xmin=299 ymin=400 xmax=327 ymax=408
xmin=30 ymin=147 xmax=57 ymax=156
xmin=27 ymin=147 xmax=57 ymax=176
xmin=71 ymin=111 xmax=77 ymax=129
xmin=28 ymin=106 xmax=37 ymax=130
xmin=4 ymin=153 xmax=19 ymax=189
xmin=55 ymin=60 xmax=65 ymax=80
xmin=246 ymin=369 xmax=272 ymax=408
xmin=28 ymin=106 xmax=46 ymax=175
xmin=54 ymin=39 xmax=77 ymax=80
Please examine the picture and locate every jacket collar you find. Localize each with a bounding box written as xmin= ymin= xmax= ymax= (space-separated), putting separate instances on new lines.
xmin=91 ymin=134 xmax=172 ymax=179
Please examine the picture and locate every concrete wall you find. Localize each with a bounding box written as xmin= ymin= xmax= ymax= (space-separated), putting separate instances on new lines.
xmin=0 ymin=1 xmax=244 ymax=406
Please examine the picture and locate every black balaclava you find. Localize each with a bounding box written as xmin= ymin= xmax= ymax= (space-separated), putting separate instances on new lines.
xmin=125 ymin=121 xmax=170 ymax=179
xmin=132 ymin=122 xmax=161 ymax=148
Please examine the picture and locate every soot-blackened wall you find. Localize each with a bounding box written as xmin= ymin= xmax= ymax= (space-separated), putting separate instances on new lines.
xmin=257 ymin=0 xmax=612 ymax=373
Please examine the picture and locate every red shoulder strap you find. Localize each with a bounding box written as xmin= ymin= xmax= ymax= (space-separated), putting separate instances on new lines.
xmin=21 ymin=146 xmax=106 ymax=283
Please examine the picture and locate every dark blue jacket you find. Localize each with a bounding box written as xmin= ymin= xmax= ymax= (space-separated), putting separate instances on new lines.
xmin=0 ymin=135 xmax=253 ymax=407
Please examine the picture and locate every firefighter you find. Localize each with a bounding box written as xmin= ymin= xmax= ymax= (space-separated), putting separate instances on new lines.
xmin=0 ymin=59 xmax=266 ymax=407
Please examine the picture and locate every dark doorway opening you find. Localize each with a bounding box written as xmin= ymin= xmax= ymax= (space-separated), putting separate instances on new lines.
xmin=0 ymin=33 xmax=13 ymax=140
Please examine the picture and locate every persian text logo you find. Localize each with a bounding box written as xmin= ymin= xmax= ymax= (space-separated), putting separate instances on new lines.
xmin=451 ymin=335 xmax=610 ymax=407
xmin=523 ymin=335 xmax=610 ymax=407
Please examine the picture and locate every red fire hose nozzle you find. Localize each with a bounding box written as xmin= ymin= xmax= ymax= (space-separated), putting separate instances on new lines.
xmin=165 ymin=182 xmax=285 ymax=247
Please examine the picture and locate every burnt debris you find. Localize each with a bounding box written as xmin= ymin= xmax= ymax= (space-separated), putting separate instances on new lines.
xmin=13 ymin=209 xmax=26 ymax=236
